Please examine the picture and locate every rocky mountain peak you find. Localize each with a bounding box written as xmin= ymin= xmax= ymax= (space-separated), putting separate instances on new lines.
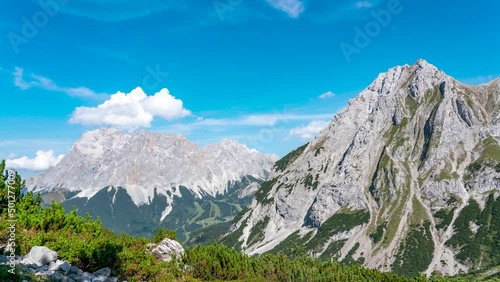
xmin=225 ymin=61 xmax=499 ymax=277
xmin=367 ymin=59 xmax=444 ymax=98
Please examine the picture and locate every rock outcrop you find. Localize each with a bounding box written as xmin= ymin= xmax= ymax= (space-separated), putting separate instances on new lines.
xmin=224 ymin=60 xmax=500 ymax=277
xmin=1 ymin=246 xmax=120 ymax=282
xmin=149 ymin=238 xmax=185 ymax=262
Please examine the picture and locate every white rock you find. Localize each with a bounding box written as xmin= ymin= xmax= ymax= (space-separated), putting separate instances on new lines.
xmin=24 ymin=246 xmax=58 ymax=266
xmin=150 ymin=238 xmax=185 ymax=262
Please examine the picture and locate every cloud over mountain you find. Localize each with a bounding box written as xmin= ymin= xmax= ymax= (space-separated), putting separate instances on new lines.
xmin=69 ymin=87 xmax=191 ymax=129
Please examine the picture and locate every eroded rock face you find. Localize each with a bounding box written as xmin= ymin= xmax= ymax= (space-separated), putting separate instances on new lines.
xmin=225 ymin=60 xmax=500 ymax=276
xmin=150 ymin=238 xmax=185 ymax=262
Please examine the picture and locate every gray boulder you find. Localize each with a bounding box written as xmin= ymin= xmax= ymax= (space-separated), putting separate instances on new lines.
xmin=94 ymin=267 xmax=111 ymax=279
xmin=150 ymin=238 xmax=184 ymax=262
xmin=49 ymin=259 xmax=71 ymax=273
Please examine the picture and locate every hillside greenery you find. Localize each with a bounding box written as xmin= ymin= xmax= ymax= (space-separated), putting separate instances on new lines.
xmin=273 ymin=143 xmax=308 ymax=172
xmin=446 ymin=195 xmax=500 ymax=269
xmin=393 ymin=221 xmax=435 ymax=278
xmin=0 ymin=161 xmax=498 ymax=281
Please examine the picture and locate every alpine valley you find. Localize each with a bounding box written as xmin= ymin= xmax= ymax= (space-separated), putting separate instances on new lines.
xmin=27 ymin=129 xmax=279 ymax=242
xmin=25 ymin=60 xmax=500 ymax=279
xmin=222 ymin=60 xmax=500 ymax=278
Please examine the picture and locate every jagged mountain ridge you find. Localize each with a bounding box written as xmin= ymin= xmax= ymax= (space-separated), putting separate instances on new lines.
xmin=28 ymin=128 xmax=278 ymax=204
xmin=27 ymin=129 xmax=278 ymax=239
xmin=224 ymin=60 xmax=500 ymax=277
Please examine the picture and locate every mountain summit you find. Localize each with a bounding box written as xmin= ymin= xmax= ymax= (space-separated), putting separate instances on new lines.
xmin=224 ymin=60 xmax=500 ymax=277
xmin=27 ymin=129 xmax=278 ymax=239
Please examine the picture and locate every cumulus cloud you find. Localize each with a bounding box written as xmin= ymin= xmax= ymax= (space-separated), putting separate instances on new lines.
xmin=6 ymin=150 xmax=64 ymax=171
xmin=355 ymin=1 xmax=373 ymax=9
xmin=319 ymin=91 xmax=335 ymax=99
xmin=289 ymin=120 xmax=329 ymax=140
xmin=13 ymin=67 xmax=107 ymax=99
xmin=265 ymin=0 xmax=305 ymax=18
xmin=69 ymin=87 xmax=191 ymax=128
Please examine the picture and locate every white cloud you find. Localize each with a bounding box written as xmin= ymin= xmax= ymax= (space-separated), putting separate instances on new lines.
xmin=6 ymin=150 xmax=64 ymax=171
xmin=197 ymin=113 xmax=333 ymax=127
xmin=289 ymin=120 xmax=329 ymax=140
xmin=69 ymin=87 xmax=191 ymax=128
xmin=13 ymin=67 xmax=107 ymax=99
xmin=355 ymin=1 xmax=373 ymax=9
xmin=319 ymin=91 xmax=335 ymax=99
xmin=265 ymin=0 xmax=305 ymax=18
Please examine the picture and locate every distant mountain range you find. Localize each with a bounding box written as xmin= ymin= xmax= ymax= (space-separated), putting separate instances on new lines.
xmin=27 ymin=129 xmax=278 ymax=241
xmin=223 ymin=60 xmax=500 ymax=277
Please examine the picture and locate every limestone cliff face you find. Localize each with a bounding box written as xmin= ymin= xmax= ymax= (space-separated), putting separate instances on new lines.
xmin=226 ymin=60 xmax=500 ymax=276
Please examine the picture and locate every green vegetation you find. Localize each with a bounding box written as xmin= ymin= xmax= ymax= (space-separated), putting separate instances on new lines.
xmin=318 ymin=239 xmax=346 ymax=261
xmin=435 ymin=166 xmax=460 ymax=182
xmin=465 ymin=136 xmax=500 ymax=180
xmin=268 ymin=230 xmax=313 ymax=258
xmin=254 ymin=178 xmax=277 ymax=204
xmin=370 ymin=222 xmax=387 ymax=244
xmin=247 ymin=216 xmax=270 ymax=246
xmin=312 ymin=137 xmax=328 ymax=157
xmin=153 ymin=226 xmax=177 ymax=243
xmin=160 ymin=184 xmax=246 ymax=242
xmin=61 ymin=174 xmax=260 ymax=243
xmin=383 ymin=191 xmax=409 ymax=247
xmin=434 ymin=208 xmax=456 ymax=230
xmin=481 ymin=136 xmax=500 ymax=161
xmin=405 ymin=95 xmax=419 ymax=117
xmin=303 ymin=173 xmax=320 ymax=190
xmin=185 ymin=221 xmax=232 ymax=246
xmin=0 ymin=179 xmax=181 ymax=280
xmin=342 ymin=242 xmax=362 ymax=265
xmin=446 ymin=194 xmax=500 ymax=269
xmin=220 ymin=217 xmax=248 ymax=251
xmin=306 ymin=210 xmax=370 ymax=253
xmin=183 ymin=243 xmax=430 ymax=282
xmin=410 ymin=196 xmax=428 ymax=225
xmin=393 ymin=221 xmax=435 ymax=278
xmin=446 ymin=199 xmax=481 ymax=249
xmin=395 ymin=137 xmax=408 ymax=149
xmin=273 ymin=143 xmax=308 ymax=172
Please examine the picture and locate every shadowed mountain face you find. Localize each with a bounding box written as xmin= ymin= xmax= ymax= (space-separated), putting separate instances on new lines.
xmin=224 ymin=60 xmax=500 ymax=277
xmin=26 ymin=130 xmax=278 ymax=240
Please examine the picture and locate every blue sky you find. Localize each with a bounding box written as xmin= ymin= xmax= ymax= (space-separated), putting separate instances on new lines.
xmin=0 ymin=0 xmax=499 ymax=173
